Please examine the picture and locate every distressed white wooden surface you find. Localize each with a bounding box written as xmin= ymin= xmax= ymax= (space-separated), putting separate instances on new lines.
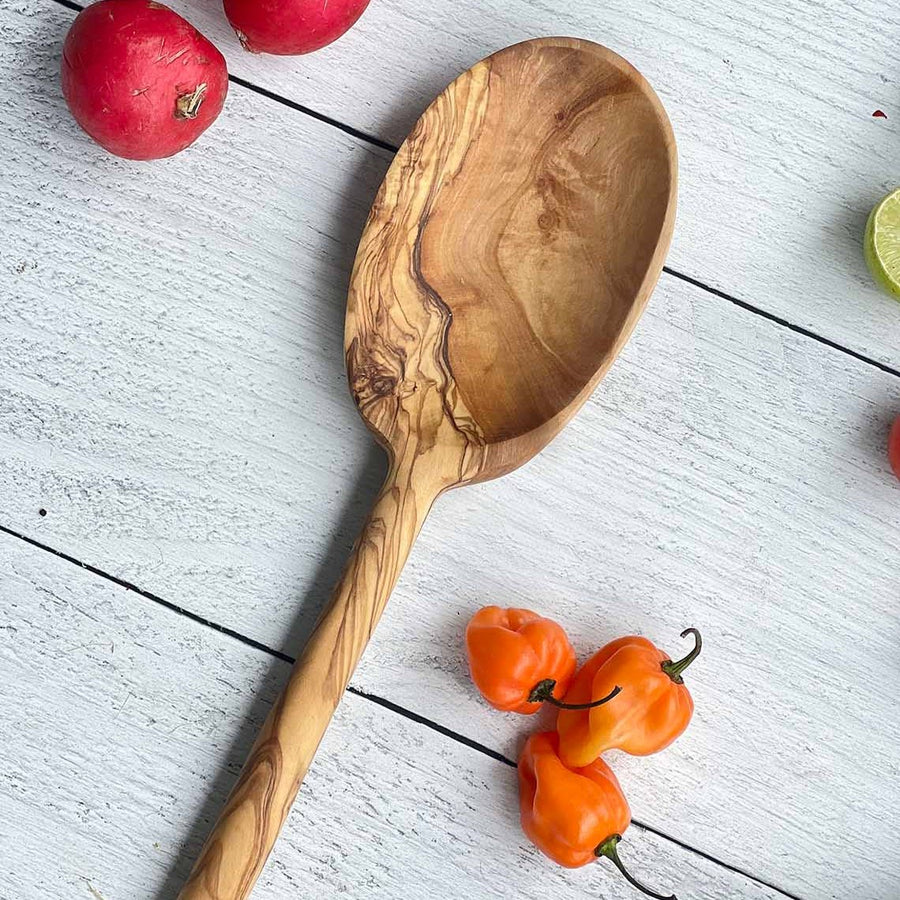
xmin=159 ymin=0 xmax=900 ymax=368
xmin=2 ymin=1 xmax=900 ymax=899
xmin=0 ymin=533 xmax=785 ymax=900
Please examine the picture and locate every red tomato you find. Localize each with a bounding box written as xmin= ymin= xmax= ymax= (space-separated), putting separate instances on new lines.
xmin=224 ymin=0 xmax=371 ymax=55
xmin=61 ymin=0 xmax=228 ymax=160
xmin=889 ymin=416 xmax=900 ymax=481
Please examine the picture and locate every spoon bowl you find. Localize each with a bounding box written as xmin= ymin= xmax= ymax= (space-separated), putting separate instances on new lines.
xmin=180 ymin=37 xmax=676 ymax=900
xmin=348 ymin=37 xmax=676 ymax=484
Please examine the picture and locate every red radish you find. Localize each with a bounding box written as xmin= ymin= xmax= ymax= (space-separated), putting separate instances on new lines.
xmin=61 ymin=0 xmax=228 ymax=160
xmin=889 ymin=416 xmax=900 ymax=481
xmin=224 ymin=0 xmax=371 ymax=55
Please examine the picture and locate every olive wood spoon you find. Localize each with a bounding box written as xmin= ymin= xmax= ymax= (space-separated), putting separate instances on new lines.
xmin=179 ymin=36 xmax=677 ymax=899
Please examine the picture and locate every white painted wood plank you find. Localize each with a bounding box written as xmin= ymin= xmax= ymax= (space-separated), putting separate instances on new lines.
xmin=153 ymin=0 xmax=900 ymax=367
xmin=2 ymin=3 xmax=899 ymax=898
xmin=0 ymin=532 xmax=783 ymax=900
xmin=1 ymin=0 xmax=395 ymax=644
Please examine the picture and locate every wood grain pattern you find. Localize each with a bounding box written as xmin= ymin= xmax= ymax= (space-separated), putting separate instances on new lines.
xmin=2 ymin=4 xmax=899 ymax=897
xmin=0 ymin=533 xmax=788 ymax=900
xmin=349 ymin=38 xmax=675 ymax=474
xmin=168 ymin=0 xmax=900 ymax=369
xmin=180 ymin=37 xmax=675 ymax=897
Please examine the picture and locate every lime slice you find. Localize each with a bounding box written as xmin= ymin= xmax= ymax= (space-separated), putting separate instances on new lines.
xmin=865 ymin=188 xmax=900 ymax=299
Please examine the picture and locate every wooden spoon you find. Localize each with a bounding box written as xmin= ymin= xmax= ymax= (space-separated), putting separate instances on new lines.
xmin=179 ymin=36 xmax=676 ymax=899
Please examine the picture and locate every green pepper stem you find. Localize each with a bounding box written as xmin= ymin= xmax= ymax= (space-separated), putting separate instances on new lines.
xmin=660 ymin=628 xmax=702 ymax=684
xmin=595 ymin=835 xmax=677 ymax=900
xmin=527 ymin=679 xmax=622 ymax=710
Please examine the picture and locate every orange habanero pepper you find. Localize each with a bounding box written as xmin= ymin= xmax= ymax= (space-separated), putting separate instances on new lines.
xmin=557 ymin=628 xmax=702 ymax=766
xmin=465 ymin=606 xmax=621 ymax=714
xmin=519 ymin=731 xmax=676 ymax=900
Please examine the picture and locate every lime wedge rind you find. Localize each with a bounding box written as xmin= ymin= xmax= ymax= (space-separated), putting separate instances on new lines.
xmin=864 ymin=188 xmax=900 ymax=300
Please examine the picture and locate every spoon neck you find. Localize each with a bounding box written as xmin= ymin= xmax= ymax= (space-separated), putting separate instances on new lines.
xmin=376 ymin=456 xmax=442 ymax=540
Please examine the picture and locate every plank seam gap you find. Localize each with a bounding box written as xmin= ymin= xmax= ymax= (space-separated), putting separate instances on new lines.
xmin=44 ymin=0 xmax=900 ymax=382
xmin=663 ymin=267 xmax=900 ymax=379
xmin=227 ymin=74 xmax=398 ymax=153
xmin=634 ymin=822 xmax=805 ymax=900
xmin=2 ymin=522 xmax=803 ymax=900
xmin=0 ymin=522 xmax=294 ymax=664
xmin=47 ymin=0 xmax=83 ymax=13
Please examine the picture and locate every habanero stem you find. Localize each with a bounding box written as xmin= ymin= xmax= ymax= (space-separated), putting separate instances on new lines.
xmin=660 ymin=627 xmax=702 ymax=685
xmin=528 ymin=679 xmax=622 ymax=710
xmin=596 ymin=835 xmax=677 ymax=900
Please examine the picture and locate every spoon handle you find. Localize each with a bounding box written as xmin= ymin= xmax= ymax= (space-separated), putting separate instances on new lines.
xmin=178 ymin=462 xmax=436 ymax=900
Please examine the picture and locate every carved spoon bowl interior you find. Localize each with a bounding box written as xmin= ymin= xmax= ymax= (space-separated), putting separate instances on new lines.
xmin=179 ymin=37 xmax=676 ymax=900
xmin=348 ymin=36 xmax=677 ymax=484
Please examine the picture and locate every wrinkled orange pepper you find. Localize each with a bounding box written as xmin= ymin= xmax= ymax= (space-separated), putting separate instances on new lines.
xmin=519 ymin=731 xmax=676 ymax=899
xmin=465 ymin=606 xmax=620 ymax=714
xmin=557 ymin=629 xmax=702 ymax=766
